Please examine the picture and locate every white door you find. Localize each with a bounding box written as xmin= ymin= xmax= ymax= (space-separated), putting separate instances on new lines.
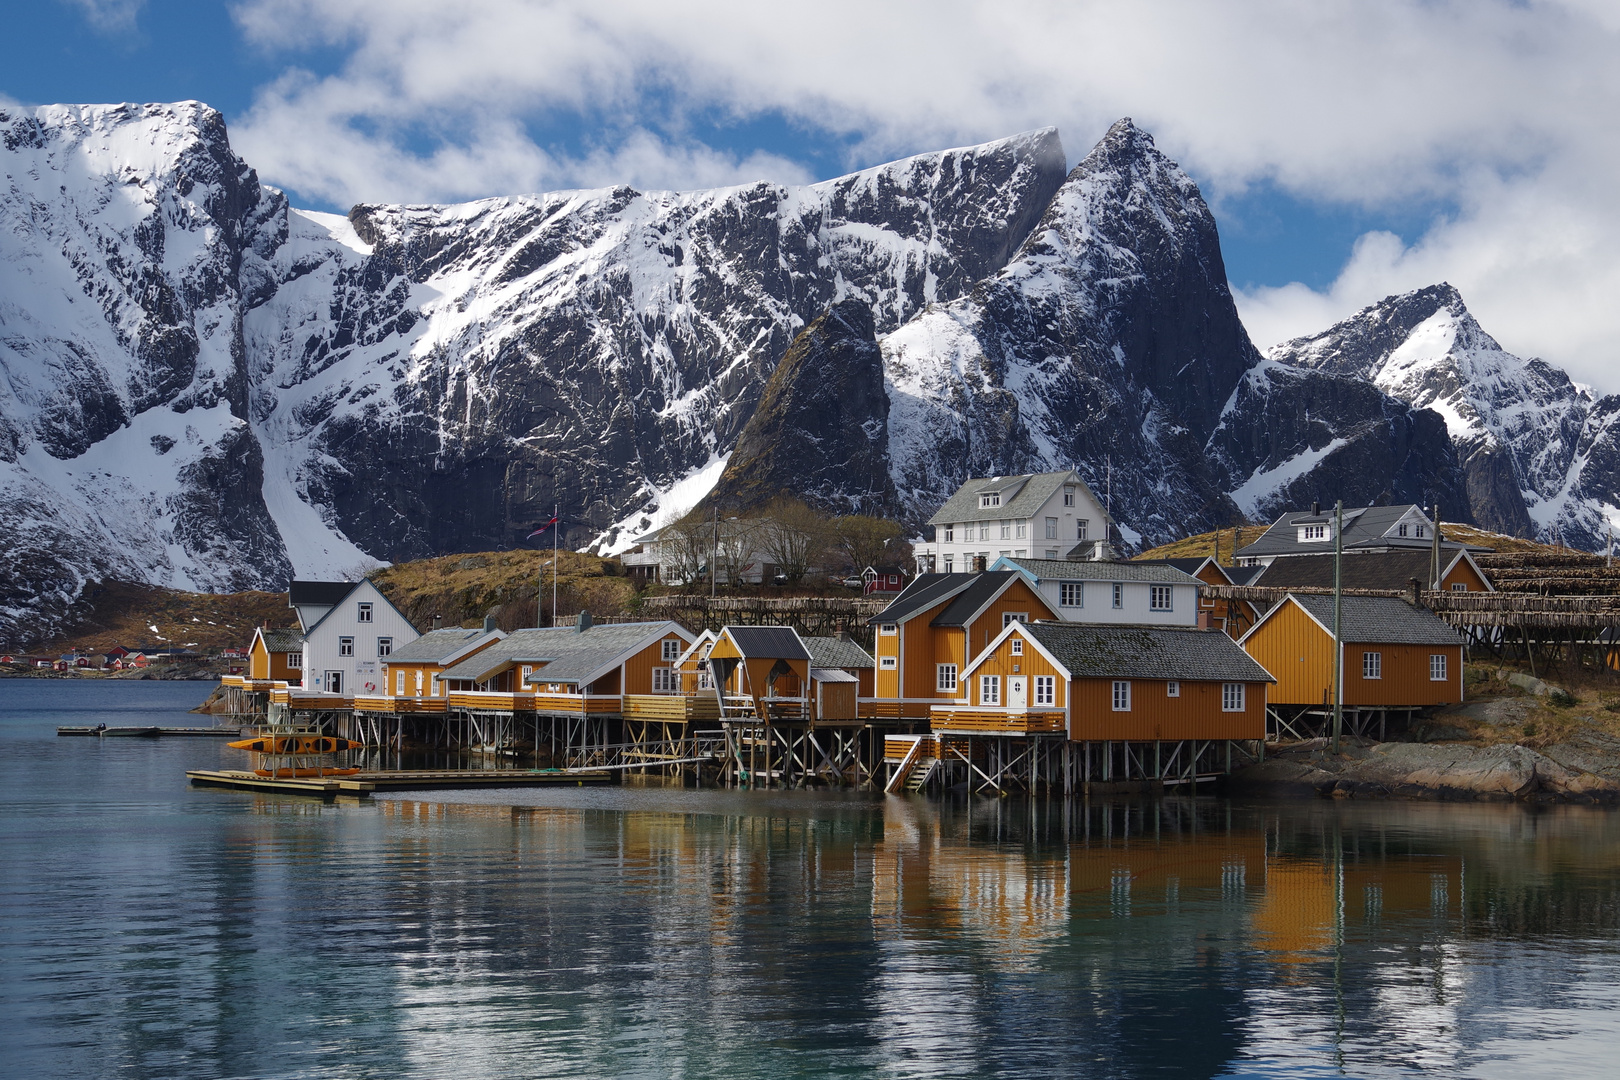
xmin=1008 ymin=676 xmax=1027 ymax=709
xmin=326 ymin=670 xmax=343 ymax=694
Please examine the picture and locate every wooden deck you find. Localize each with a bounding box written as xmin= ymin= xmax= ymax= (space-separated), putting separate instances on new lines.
xmin=186 ymin=768 xmax=615 ymax=797
xmin=269 ymin=687 xmax=354 ymax=709
xmin=929 ymin=708 xmax=1066 ymax=735
xmin=445 ymin=691 xmax=622 ymax=714
xmin=59 ymin=726 xmax=242 ymax=737
xmin=352 ymin=695 xmax=448 ymax=714
xmin=622 ymin=694 xmax=721 ymax=722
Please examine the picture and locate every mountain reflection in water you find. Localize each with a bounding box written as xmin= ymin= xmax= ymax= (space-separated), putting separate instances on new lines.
xmin=4 ymin=681 xmax=1620 ymax=1079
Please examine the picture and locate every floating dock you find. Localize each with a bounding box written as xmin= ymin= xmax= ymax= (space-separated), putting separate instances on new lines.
xmin=185 ymin=768 xmax=615 ymax=798
xmin=58 ymin=726 xmax=243 ymax=737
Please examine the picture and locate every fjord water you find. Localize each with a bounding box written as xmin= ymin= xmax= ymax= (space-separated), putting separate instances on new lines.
xmin=6 ymin=683 xmax=1620 ymax=1079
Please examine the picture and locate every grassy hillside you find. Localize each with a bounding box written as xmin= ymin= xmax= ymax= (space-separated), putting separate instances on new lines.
xmin=369 ymin=549 xmax=636 ymax=631
xmin=20 ymin=582 xmax=292 ymax=657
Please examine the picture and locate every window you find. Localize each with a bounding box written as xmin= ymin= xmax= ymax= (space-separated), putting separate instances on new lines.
xmin=430 ymin=674 xmax=440 ymax=696
xmin=1301 ymin=524 xmax=1327 ymax=541
xmin=377 ymin=637 xmax=392 ymax=657
xmin=1415 ymin=525 xmax=1426 ymax=538
xmin=698 ymin=670 xmax=714 ymax=690
xmin=1112 ymin=583 xmax=1123 ymax=609
xmin=1000 ymin=521 xmax=1011 ymax=540
xmin=1363 ymin=651 xmax=1382 ymax=679
xmin=1064 ymin=486 xmax=1076 ymax=507
xmin=1014 ymin=522 xmax=1027 ymax=539
xmin=943 ymin=557 xmax=954 ymax=572
xmin=1003 ymin=612 xmax=1028 ymax=627
xmin=1045 ymin=550 xmax=1059 ymax=559
xmin=1222 ymin=683 xmax=1246 ymax=711
xmin=880 ymin=656 xmax=898 ymax=670
xmin=880 ymin=623 xmax=897 ymax=635
xmin=396 ymin=670 xmax=405 ymax=695
xmin=661 ymin=638 xmax=682 ymax=661
xmin=1077 ymin=519 xmax=1089 ymax=540
xmin=1112 ymin=680 xmax=1131 ymax=711
xmin=1430 ymin=653 xmax=1448 ymax=681
xmin=287 ymin=653 xmax=301 ymax=670
xmin=339 ymin=636 xmax=354 ymax=657
xmin=357 ymin=602 xmax=373 ymax=623
xmin=1150 ymin=585 xmax=1173 ymax=611
xmin=1451 ymin=582 xmax=1467 ymax=592
xmin=980 ymin=491 xmax=1001 ymax=508
xmin=1398 ymin=523 xmax=1408 ymax=537
xmin=979 ymin=524 xmax=990 ymax=541
xmin=1011 ymin=638 xmax=1023 ymax=655
xmin=943 ymin=525 xmax=954 ymax=542
xmin=1045 ymin=517 xmax=1059 ymax=539
xmin=1034 ymin=676 xmax=1055 ymax=705
xmin=980 ymin=675 xmax=1001 ymax=705
xmin=1167 ymin=680 xmax=1180 ymax=697
xmin=1059 ymin=582 xmax=1083 ymax=607
xmin=521 ymin=664 xmax=533 ymax=685
xmin=937 ymin=664 xmax=958 ymax=692
xmin=652 ymin=667 xmax=678 ymax=693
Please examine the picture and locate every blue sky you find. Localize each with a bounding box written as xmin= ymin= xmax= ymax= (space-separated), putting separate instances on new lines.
xmin=4 ymin=1 xmax=1617 ymax=386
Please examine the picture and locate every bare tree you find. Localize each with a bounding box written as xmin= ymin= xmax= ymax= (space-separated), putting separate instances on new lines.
xmin=832 ymin=515 xmax=905 ymax=574
xmin=659 ymin=514 xmax=710 ymax=586
xmin=714 ymin=517 xmax=762 ymax=586
xmin=757 ymin=498 xmax=827 ymax=585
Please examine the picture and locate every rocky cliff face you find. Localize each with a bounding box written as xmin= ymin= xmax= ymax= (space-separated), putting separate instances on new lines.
xmin=1267 ymin=285 xmax=1617 ymax=546
xmin=704 ymin=299 xmax=893 ymax=515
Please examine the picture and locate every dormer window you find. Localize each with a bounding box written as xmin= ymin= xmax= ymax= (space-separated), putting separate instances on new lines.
xmin=357 ymin=602 xmax=373 ymax=623
xmin=1299 ymin=525 xmax=1328 ymax=542
xmin=980 ymin=491 xmax=1001 ymax=508
xmin=1398 ymin=524 xmax=1408 ymax=537
xmin=1414 ymin=525 xmax=1425 ymax=538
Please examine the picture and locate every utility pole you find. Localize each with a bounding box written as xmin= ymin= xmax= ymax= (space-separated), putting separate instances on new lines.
xmin=712 ymin=505 xmax=719 ymax=600
xmin=552 ymin=502 xmax=559 ymax=628
xmin=1429 ymin=503 xmax=1442 ymax=591
xmin=1332 ymin=499 xmax=1344 ymax=753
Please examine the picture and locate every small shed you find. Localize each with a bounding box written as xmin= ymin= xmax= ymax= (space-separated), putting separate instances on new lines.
xmin=707 ymin=626 xmax=813 ymax=719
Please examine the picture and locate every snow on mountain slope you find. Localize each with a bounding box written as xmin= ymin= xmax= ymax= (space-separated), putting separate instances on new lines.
xmin=0 ymin=102 xmax=295 ymax=644
xmin=1269 ymin=284 xmax=1614 ymax=545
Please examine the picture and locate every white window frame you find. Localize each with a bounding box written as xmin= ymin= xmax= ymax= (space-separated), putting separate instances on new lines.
xmin=879 ymin=623 xmax=897 ymax=636
xmin=396 ymin=670 xmax=406 ymax=695
xmin=980 ymin=674 xmax=1001 ymax=705
xmin=1149 ymin=585 xmax=1173 ymax=611
xmin=287 ymin=652 xmax=302 ymax=670
xmin=521 ymin=664 xmax=533 ymax=685
xmin=661 ymin=638 xmax=682 ymax=661
xmin=1451 ymin=582 xmax=1467 ymax=592
xmin=1415 ymin=525 xmax=1426 ymax=539
xmin=652 ymin=667 xmax=678 ymax=693
xmin=338 ymin=636 xmax=354 ymax=657
xmin=1166 ymin=680 xmax=1180 ymax=698
xmin=943 ymin=525 xmax=954 ymax=542
xmin=1003 ymin=612 xmax=1028 ymax=627
xmin=1112 ymin=680 xmax=1130 ymax=711
xmin=1045 ymin=517 xmax=1059 ymax=539
xmin=936 ymin=664 xmax=958 ymax=692
xmin=980 ymin=492 xmax=1001 ymax=508
xmin=1363 ymin=651 xmax=1382 ymax=679
xmin=377 ymin=637 xmax=392 ymax=657
xmin=1064 ymin=487 xmax=1076 ymax=507
xmin=1034 ymin=676 xmax=1055 ymax=706
xmin=943 ymin=556 xmax=954 ymax=572
xmin=1015 ymin=522 xmax=1027 ymax=539
xmin=879 ymin=656 xmax=897 ymax=670
xmin=979 ymin=524 xmax=990 ymax=541
xmin=1060 ymin=581 xmax=1083 ymax=607
xmin=1301 ymin=524 xmax=1327 ymax=541
xmin=357 ymin=602 xmax=373 ymax=623
xmin=1112 ymin=583 xmax=1123 ymax=609
xmin=1430 ymin=653 xmax=1448 ymax=681
xmin=1011 ymin=638 xmax=1023 ymax=655
xmin=999 ymin=521 xmax=1011 ymax=540
xmin=1077 ymin=519 xmax=1089 ymax=540
xmin=1222 ymin=683 xmax=1245 ymax=711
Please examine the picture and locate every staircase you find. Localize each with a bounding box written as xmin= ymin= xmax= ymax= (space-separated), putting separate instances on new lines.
xmin=904 ymin=758 xmax=937 ymax=793
xmin=884 ymin=736 xmax=938 ymax=794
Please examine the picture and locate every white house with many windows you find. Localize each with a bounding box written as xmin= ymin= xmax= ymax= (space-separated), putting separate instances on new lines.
xmin=289 ymin=579 xmax=420 ymax=696
xmin=913 ymin=470 xmax=1115 ymax=575
xmin=989 ymin=556 xmax=1201 ymax=626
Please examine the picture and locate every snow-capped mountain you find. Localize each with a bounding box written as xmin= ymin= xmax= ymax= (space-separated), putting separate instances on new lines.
xmin=1268 ymin=285 xmax=1619 ymax=547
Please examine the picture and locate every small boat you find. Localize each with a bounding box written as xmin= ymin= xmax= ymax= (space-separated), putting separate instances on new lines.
xmin=253 ymin=767 xmax=364 ymax=779
xmin=228 ymin=735 xmax=364 ymax=753
xmin=100 ymin=726 xmax=161 ymax=738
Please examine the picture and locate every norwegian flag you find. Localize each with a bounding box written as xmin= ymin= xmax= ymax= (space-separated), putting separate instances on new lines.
xmin=526 ymin=517 xmax=559 ymax=540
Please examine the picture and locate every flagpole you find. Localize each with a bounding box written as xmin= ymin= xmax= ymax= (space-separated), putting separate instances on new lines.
xmin=552 ymin=502 xmax=559 ymax=628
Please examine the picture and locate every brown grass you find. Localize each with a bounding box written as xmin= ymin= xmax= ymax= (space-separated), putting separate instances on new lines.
xmin=369 ymin=549 xmax=636 ymax=631
xmin=1135 ymin=522 xmax=1570 ymax=565
xmin=28 ymin=582 xmax=292 ymax=657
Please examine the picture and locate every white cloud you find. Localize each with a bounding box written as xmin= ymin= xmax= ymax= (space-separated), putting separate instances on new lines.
xmin=59 ymin=0 xmax=145 ymax=33
xmin=225 ymin=0 xmax=1620 ymax=389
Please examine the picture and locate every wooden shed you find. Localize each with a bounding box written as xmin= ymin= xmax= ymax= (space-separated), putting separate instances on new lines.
xmin=1239 ymin=594 xmax=1466 ymax=709
xmin=707 ymin=626 xmax=813 ymax=721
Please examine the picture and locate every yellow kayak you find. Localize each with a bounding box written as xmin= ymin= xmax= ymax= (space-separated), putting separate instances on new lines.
xmin=228 ymin=735 xmax=363 ymax=754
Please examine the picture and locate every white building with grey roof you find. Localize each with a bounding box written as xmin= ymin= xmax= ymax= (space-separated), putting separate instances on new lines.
xmin=991 ymin=556 xmax=1201 ymax=626
xmin=913 ymin=469 xmax=1115 ymax=575
xmin=1235 ymin=504 xmax=1486 ymax=567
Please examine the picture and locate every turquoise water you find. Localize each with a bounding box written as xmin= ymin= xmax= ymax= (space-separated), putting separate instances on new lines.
xmin=5 ymin=680 xmax=1620 ymax=1079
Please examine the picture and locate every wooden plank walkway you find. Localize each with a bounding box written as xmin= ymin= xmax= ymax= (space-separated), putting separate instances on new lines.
xmin=59 ymin=726 xmax=242 ymax=737
xmin=186 ymin=768 xmax=614 ymax=798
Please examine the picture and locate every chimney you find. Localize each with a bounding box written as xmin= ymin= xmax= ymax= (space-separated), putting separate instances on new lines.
xmin=432 ymin=613 xmax=442 ymax=631
xmin=1407 ymin=578 xmax=1423 ymax=607
xmin=1312 ymin=500 xmax=1320 ymax=515
xmin=836 ymin=630 xmax=852 ymax=642
xmin=575 ymin=610 xmax=593 ymax=633
xmin=483 ymin=614 xmax=496 ymax=632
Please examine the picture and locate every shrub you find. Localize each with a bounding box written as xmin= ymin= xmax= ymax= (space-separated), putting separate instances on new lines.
xmin=1548 ymin=689 xmax=1578 ymax=708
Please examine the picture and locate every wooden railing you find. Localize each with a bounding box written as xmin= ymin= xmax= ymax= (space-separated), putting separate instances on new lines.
xmin=353 ymin=695 xmax=447 ymax=714
xmin=445 ymin=690 xmax=622 ymax=714
xmin=883 ymin=734 xmax=938 ymax=762
xmin=269 ymin=686 xmax=353 ymax=709
xmin=858 ymin=699 xmax=933 ymax=720
xmin=623 ymin=694 xmax=721 ymax=722
xmin=929 ymin=708 xmax=1066 ymax=734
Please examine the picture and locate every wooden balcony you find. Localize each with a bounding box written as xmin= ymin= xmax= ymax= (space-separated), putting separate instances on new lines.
xmin=858 ymin=699 xmax=934 ymax=720
xmin=446 ymin=690 xmax=622 ymax=714
xmin=269 ymin=686 xmax=354 ymax=709
xmin=353 ymin=695 xmax=447 ymax=714
xmin=623 ymin=694 xmax=722 ymax=722
xmin=929 ymin=708 xmax=1066 ymax=735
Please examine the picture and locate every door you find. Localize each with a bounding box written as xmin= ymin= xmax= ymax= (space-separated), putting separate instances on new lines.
xmin=326 ymin=670 xmax=343 ymax=694
xmin=1008 ymin=676 xmax=1027 ymax=709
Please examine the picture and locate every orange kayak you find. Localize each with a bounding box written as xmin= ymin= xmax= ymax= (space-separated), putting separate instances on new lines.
xmin=229 ymin=735 xmax=364 ymax=753
xmin=254 ymin=767 xmax=364 ymax=778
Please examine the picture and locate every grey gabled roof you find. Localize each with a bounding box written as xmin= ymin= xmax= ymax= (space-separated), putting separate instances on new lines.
xmin=927 ymin=469 xmax=1101 ymax=526
xmin=288 ymin=580 xmax=355 ymax=607
xmin=810 ymin=667 xmax=859 ymax=684
xmin=384 ymin=627 xmax=495 ymax=663
xmin=868 ymin=573 xmax=980 ymax=625
xmin=1251 ymin=550 xmax=1442 ymax=591
xmin=440 ymin=622 xmax=682 ymax=683
xmin=802 ymin=636 xmax=875 ymax=669
xmin=1282 ymin=594 xmax=1467 ymax=646
xmin=1236 ymin=505 xmax=1476 ymax=560
xmin=300 ymin=579 xmax=420 ymax=637
xmin=721 ymin=626 xmax=811 ymax=660
xmin=1024 ymin=622 xmax=1275 ymax=683
xmin=931 ymin=572 xmax=1023 ymax=626
xmin=1002 ymin=558 xmax=1199 ymax=584
xmin=258 ymin=627 xmax=304 ymax=653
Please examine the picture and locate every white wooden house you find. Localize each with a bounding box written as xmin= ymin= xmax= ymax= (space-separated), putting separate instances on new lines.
xmin=290 ymin=579 xmax=420 ymax=696
xmin=989 ymin=556 xmax=1201 ymax=627
xmin=913 ymin=470 xmax=1115 ymax=574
